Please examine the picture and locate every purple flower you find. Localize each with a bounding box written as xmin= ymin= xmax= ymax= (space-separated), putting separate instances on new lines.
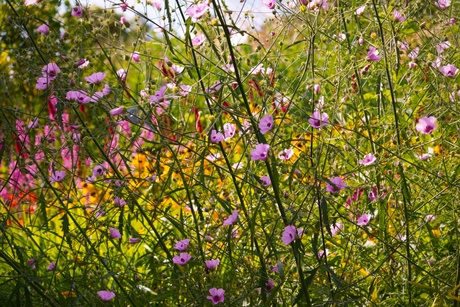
xmin=259 ymin=114 xmax=274 ymax=134
xmin=131 ymin=51 xmax=141 ymax=62
xmin=186 ymin=2 xmax=209 ymax=19
xmin=282 ymin=225 xmax=297 ymax=245
xmin=129 ymin=238 xmax=140 ymax=243
xmin=50 ymin=170 xmax=65 ymax=183
xmin=223 ymin=210 xmax=238 ymax=226
xmin=251 ymin=143 xmax=270 ymax=161
xmin=109 ymin=107 xmax=126 ymax=116
xmin=205 ymin=81 xmax=222 ymax=94
xmin=439 ymin=64 xmax=458 ymax=77
xmin=76 ymin=58 xmax=89 ymax=69
xmin=172 ymin=252 xmax=192 ymax=265
xmin=326 ymin=177 xmax=347 ymax=193
xmin=110 ymin=227 xmax=122 ymax=239
xmin=85 ymin=72 xmax=106 ymax=84
xmin=102 ymin=84 xmax=111 ymax=96
xmin=205 ymin=259 xmax=220 ymax=271
xmin=192 ymin=34 xmax=206 ymax=46
xmin=330 ymin=222 xmax=343 ymax=236
xmin=207 ymin=288 xmax=225 ymax=305
xmin=262 ymin=0 xmax=276 ymax=9
xmin=277 ymin=148 xmax=294 ymax=161
xmin=66 ymin=90 xmax=91 ymax=104
xmin=308 ymin=111 xmax=329 ymax=128
xmin=367 ymin=46 xmax=382 ymax=62
xmin=436 ymin=41 xmax=450 ymax=54
xmin=113 ymin=197 xmax=126 ymax=206
xmin=72 ymin=6 xmax=83 ymax=17
xmin=357 ymin=213 xmax=371 ymax=226
xmin=223 ymin=123 xmax=236 ymax=140
xmin=358 ymin=153 xmax=376 ymax=166
xmin=174 ymin=239 xmax=191 ymax=251
xmin=46 ymin=261 xmax=56 ymax=271
xmin=42 ymin=63 xmax=60 ymax=80
xmin=392 ymin=10 xmax=405 ymax=22
xmin=435 ymin=0 xmax=450 ymax=10
xmin=416 ymin=116 xmax=437 ymax=134
xmin=36 ymin=24 xmax=49 ymax=35
xmin=210 ymin=130 xmax=224 ymax=143
xmin=260 ymin=175 xmax=271 ymax=187
xmin=36 ymin=77 xmax=49 ymax=90
xmin=355 ymin=5 xmax=366 ymax=15
xmin=97 ymin=290 xmax=115 ymax=301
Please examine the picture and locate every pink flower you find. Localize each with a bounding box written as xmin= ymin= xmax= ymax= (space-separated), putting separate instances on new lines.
xmin=416 ymin=116 xmax=437 ymax=134
xmin=131 ymin=51 xmax=141 ymax=62
xmin=210 ymin=130 xmax=224 ymax=143
xmin=439 ymin=64 xmax=458 ymax=77
xmin=36 ymin=24 xmax=49 ymax=35
xmin=357 ymin=213 xmax=371 ymax=226
xmin=113 ymin=197 xmax=126 ymax=206
xmin=262 ymin=0 xmax=276 ymax=9
xmin=175 ymin=239 xmax=191 ymax=251
xmin=251 ymin=143 xmax=270 ymax=161
xmin=367 ymin=46 xmax=382 ymax=62
xmin=223 ymin=210 xmax=238 ymax=226
xmin=205 ymin=259 xmax=220 ymax=270
xmin=42 ymin=63 xmax=60 ymax=80
xmin=259 ymin=114 xmax=274 ymax=134
xmin=66 ymin=90 xmax=90 ymax=104
xmin=129 ymin=238 xmax=140 ymax=243
xmin=282 ymin=225 xmax=297 ymax=245
xmin=426 ymin=214 xmax=437 ymax=222
xmin=172 ymin=252 xmax=192 ymax=265
xmin=223 ymin=123 xmax=236 ymax=140
xmin=149 ymin=0 xmax=162 ymax=10
xmin=25 ymin=0 xmax=40 ymax=5
xmin=355 ymin=5 xmax=366 ymax=15
xmin=330 ymin=222 xmax=343 ymax=236
xmin=186 ymin=2 xmax=209 ymax=19
xmin=326 ymin=177 xmax=347 ymax=193
xmin=260 ymin=175 xmax=271 ymax=187
xmin=46 ymin=261 xmax=56 ymax=270
xmin=103 ymin=84 xmax=111 ymax=96
xmin=308 ymin=111 xmax=329 ymax=128
xmin=110 ymin=227 xmax=122 ymax=239
xmin=85 ymin=72 xmax=106 ymax=84
xmin=436 ymin=41 xmax=450 ymax=54
xmin=117 ymin=69 xmax=127 ymax=82
xmin=313 ymin=84 xmax=320 ymax=93
xmin=207 ymin=288 xmax=225 ymax=305
xmin=192 ymin=34 xmax=206 ymax=46
xmin=97 ymin=290 xmax=115 ymax=301
xmin=36 ymin=77 xmax=49 ymax=90
xmin=358 ymin=153 xmax=376 ymax=166
xmin=435 ymin=0 xmax=450 ymax=10
xmin=76 ymin=58 xmax=89 ymax=69
xmin=392 ymin=10 xmax=405 ymax=22
xmin=72 ymin=6 xmax=83 ymax=17
xmin=277 ymin=148 xmax=294 ymax=161
xmin=109 ymin=107 xmax=126 ymax=116
xmin=120 ymin=17 xmax=128 ymax=25
xmin=50 ymin=170 xmax=65 ymax=183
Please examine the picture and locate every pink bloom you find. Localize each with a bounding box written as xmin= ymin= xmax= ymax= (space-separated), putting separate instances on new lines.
xmin=223 ymin=123 xmax=236 ymax=140
xmin=113 ymin=197 xmax=126 ymax=206
xmin=129 ymin=238 xmax=140 ymax=243
xmin=435 ymin=0 xmax=450 ymax=10
xmin=186 ymin=2 xmax=209 ymax=19
xmin=251 ymin=143 xmax=270 ymax=161
xmin=330 ymin=222 xmax=343 ymax=236
xmin=172 ymin=252 xmax=192 ymax=265
xmin=36 ymin=77 xmax=49 ymax=90
xmin=103 ymin=84 xmax=111 ymax=96
xmin=192 ymin=34 xmax=206 ymax=46
xmin=149 ymin=0 xmax=162 ymax=10
xmin=355 ymin=5 xmax=366 ymax=15
xmin=367 ymin=46 xmax=382 ymax=62
xmin=357 ymin=213 xmax=371 ymax=226
xmin=223 ymin=210 xmax=238 ymax=226
xmin=416 ymin=116 xmax=437 ymax=134
xmin=392 ymin=10 xmax=405 ymax=22
xmin=439 ymin=64 xmax=458 ymax=77
xmin=262 ymin=0 xmax=276 ymax=9
xmin=210 ymin=130 xmax=224 ymax=143
xmin=358 ymin=153 xmax=376 ymax=166
xmin=359 ymin=37 xmax=364 ymax=46
xmin=109 ymin=107 xmax=126 ymax=116
xmin=97 ymin=290 xmax=115 ymax=301
xmin=72 ymin=6 xmax=83 ymax=17
xmin=326 ymin=177 xmax=347 ymax=193
xmin=120 ymin=17 xmax=128 ymax=25
xmin=66 ymin=90 xmax=90 ymax=104
xmin=282 ymin=225 xmax=297 ymax=245
xmin=436 ymin=41 xmax=450 ymax=54
xmin=76 ymin=58 xmax=89 ymax=69
xmin=117 ymin=69 xmax=127 ymax=82
xmin=207 ymin=288 xmax=225 ymax=305
xmin=408 ymin=47 xmax=419 ymax=60
xmin=260 ymin=175 xmax=271 ymax=187
xmin=131 ymin=51 xmax=141 ymax=62
xmin=110 ymin=227 xmax=122 ymax=239
xmin=50 ymin=170 xmax=65 ymax=183
xmin=308 ymin=111 xmax=329 ymax=128
xmin=175 ymin=239 xmax=191 ymax=251
xmin=36 ymin=24 xmax=49 ymax=35
xmin=205 ymin=259 xmax=220 ymax=270
xmin=259 ymin=114 xmax=274 ymax=134
xmin=278 ymin=148 xmax=294 ymax=161
xmin=46 ymin=261 xmax=56 ymax=270
xmin=426 ymin=214 xmax=437 ymax=222
xmin=313 ymin=84 xmax=320 ymax=93
xmin=85 ymin=72 xmax=106 ymax=84
xmin=42 ymin=63 xmax=60 ymax=80
xmin=25 ymin=0 xmax=40 ymax=5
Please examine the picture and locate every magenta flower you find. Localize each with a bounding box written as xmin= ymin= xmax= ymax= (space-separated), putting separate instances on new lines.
xmin=36 ymin=77 xmax=49 ymax=90
xmin=277 ymin=148 xmax=294 ymax=161
xmin=110 ymin=227 xmax=122 ymax=239
xmin=259 ymin=114 xmax=274 ymax=134
xmin=207 ymin=288 xmax=225 ymax=305
xmin=358 ymin=153 xmax=376 ymax=166
xmin=113 ymin=197 xmax=126 ymax=206
xmin=36 ymin=24 xmax=49 ymax=35
xmin=97 ymin=290 xmax=115 ymax=301
xmin=185 ymin=2 xmax=209 ymax=19
xmin=357 ymin=213 xmax=371 ymax=226
xmin=129 ymin=238 xmax=140 ymax=243
xmin=85 ymin=72 xmax=106 ymax=84
xmin=42 ymin=63 xmax=60 ymax=80
xmin=282 ymin=225 xmax=297 ymax=245
xmin=262 ymin=0 xmax=276 ymax=9
xmin=76 ymin=58 xmax=89 ymax=69
xmin=416 ymin=116 xmax=437 ymax=134
xmin=174 ymin=238 xmax=191 ymax=251
xmin=192 ymin=34 xmax=206 ymax=46
xmin=326 ymin=177 xmax=347 ymax=193
xmin=66 ymin=90 xmax=90 ymax=104
xmin=72 ymin=6 xmax=83 ymax=17
xmin=392 ymin=10 xmax=405 ymax=22
xmin=260 ymin=175 xmax=271 ymax=187
xmin=210 ymin=130 xmax=224 ymax=143
xmin=223 ymin=209 xmax=238 ymax=226
xmin=367 ymin=46 xmax=382 ymax=62
xmin=330 ymin=222 xmax=343 ymax=236
xmin=223 ymin=123 xmax=236 ymax=140
xmin=355 ymin=5 xmax=366 ymax=15
xmin=308 ymin=111 xmax=329 ymax=128
xmin=131 ymin=51 xmax=141 ymax=62
xmin=172 ymin=252 xmax=192 ymax=265
xmin=439 ymin=64 xmax=458 ymax=77
xmin=436 ymin=41 xmax=450 ymax=54
xmin=103 ymin=84 xmax=111 ymax=96
xmin=313 ymin=84 xmax=321 ymax=93
xmin=109 ymin=107 xmax=126 ymax=116
xmin=205 ymin=259 xmax=220 ymax=271
xmin=50 ymin=170 xmax=65 ymax=183
xmin=251 ymin=143 xmax=270 ymax=161
xmin=46 ymin=261 xmax=56 ymax=271
xmin=435 ymin=0 xmax=450 ymax=9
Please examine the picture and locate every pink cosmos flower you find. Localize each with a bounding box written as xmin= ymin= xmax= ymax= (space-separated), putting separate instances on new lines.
xmin=260 ymin=175 xmax=271 ymax=187
xmin=103 ymin=84 xmax=111 ymax=96
xmin=172 ymin=252 xmax=192 ymax=265
xmin=358 ymin=153 xmax=376 ymax=166
xmin=262 ymin=0 xmax=276 ymax=9
xmin=435 ymin=0 xmax=451 ymax=10
xmin=149 ymin=0 xmax=162 ymax=10
xmin=223 ymin=123 xmax=236 ymax=140
xmin=97 ymin=290 xmax=115 ymax=301
xmin=25 ymin=0 xmax=40 ymax=5
xmin=355 ymin=5 xmax=366 ymax=15
xmin=120 ymin=17 xmax=128 ymax=25
xmin=282 ymin=225 xmax=297 ymax=245
xmin=110 ymin=227 xmax=122 ymax=239
xmin=113 ymin=197 xmax=126 ymax=206
xmin=36 ymin=77 xmax=49 ymax=90
xmin=439 ymin=64 xmax=458 ymax=77
xmin=66 ymin=91 xmax=90 ymax=104
xmin=36 ymin=24 xmax=49 ymax=35
xmin=85 ymin=72 xmax=106 ymax=84
xmin=50 ymin=170 xmax=65 ymax=183
xmin=186 ymin=2 xmax=209 ymax=19
xmin=46 ymin=261 xmax=56 ymax=270
xmin=330 ymin=222 xmax=343 ymax=236
xmin=192 ymin=34 xmax=206 ymax=46
xmin=76 ymin=58 xmax=89 ymax=69
xmin=326 ymin=177 xmax=347 ymax=193
xmin=313 ymin=84 xmax=320 ymax=93
xmin=223 ymin=210 xmax=238 ymax=226
xmin=251 ymin=144 xmax=270 ymax=161
xmin=308 ymin=111 xmax=329 ymax=128
xmin=131 ymin=51 xmax=141 ymax=62
xmin=205 ymin=259 xmax=220 ymax=270
xmin=210 ymin=130 xmax=224 ymax=143
xmin=72 ymin=6 xmax=83 ymax=17
xmin=207 ymin=288 xmax=225 ymax=305
xmin=367 ymin=46 xmax=382 ymax=62
xmin=278 ymin=148 xmax=294 ymax=161
xmin=426 ymin=214 xmax=437 ymax=222
xmin=357 ymin=213 xmax=371 ymax=226
xmin=436 ymin=41 xmax=450 ymax=54
xmin=109 ymin=107 xmax=126 ymax=116
xmin=129 ymin=238 xmax=140 ymax=243
xmin=392 ymin=10 xmax=405 ymax=22
xmin=174 ymin=239 xmax=190 ymax=251
xmin=42 ymin=63 xmax=60 ymax=80
xmin=259 ymin=114 xmax=274 ymax=134
xmin=416 ymin=116 xmax=437 ymax=134
xmin=117 ymin=69 xmax=127 ymax=82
